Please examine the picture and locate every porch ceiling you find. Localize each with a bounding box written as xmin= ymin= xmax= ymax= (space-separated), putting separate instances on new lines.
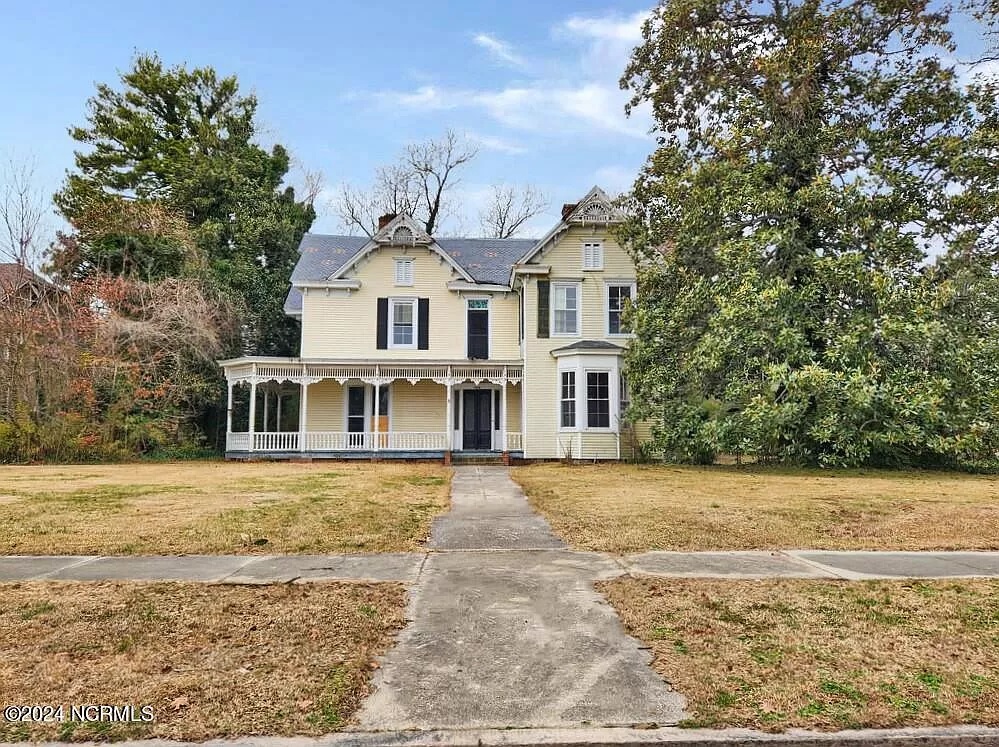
xmin=220 ymin=358 xmax=523 ymax=386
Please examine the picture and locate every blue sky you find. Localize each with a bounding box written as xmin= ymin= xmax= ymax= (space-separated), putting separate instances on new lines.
xmin=1 ymin=1 xmax=993 ymax=240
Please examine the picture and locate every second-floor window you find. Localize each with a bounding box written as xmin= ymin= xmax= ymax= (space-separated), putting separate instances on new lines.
xmin=394 ymin=258 xmax=414 ymax=286
xmin=390 ymin=298 xmax=416 ymax=348
xmin=552 ymin=282 xmax=580 ymax=336
xmin=607 ymin=283 xmax=635 ymax=335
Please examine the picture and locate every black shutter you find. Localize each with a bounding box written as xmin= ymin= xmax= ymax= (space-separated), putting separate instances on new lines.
xmin=537 ymin=280 xmax=550 ymax=338
xmin=376 ymin=298 xmax=388 ymax=349
xmin=418 ymin=298 xmax=430 ymax=350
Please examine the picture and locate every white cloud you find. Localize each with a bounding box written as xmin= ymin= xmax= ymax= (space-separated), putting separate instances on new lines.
xmin=368 ymin=82 xmax=650 ymax=139
xmin=960 ymin=58 xmax=999 ymax=86
xmin=556 ymin=10 xmax=651 ymax=79
xmin=466 ymin=132 xmax=527 ymax=155
xmin=558 ymin=11 xmax=648 ymax=44
xmin=361 ymin=10 xmax=654 ymax=141
xmin=472 ymin=33 xmax=527 ymax=69
xmin=593 ymin=165 xmax=638 ymax=195
xmin=392 ymin=85 xmax=457 ymax=110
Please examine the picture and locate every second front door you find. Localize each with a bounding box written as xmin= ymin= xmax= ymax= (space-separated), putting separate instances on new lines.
xmin=462 ymin=390 xmax=492 ymax=450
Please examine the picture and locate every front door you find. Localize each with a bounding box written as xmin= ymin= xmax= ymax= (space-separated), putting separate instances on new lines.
xmin=462 ymin=390 xmax=492 ymax=450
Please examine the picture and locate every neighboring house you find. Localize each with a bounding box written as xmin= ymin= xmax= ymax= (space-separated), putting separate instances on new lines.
xmin=0 ymin=263 xmax=57 ymax=306
xmin=219 ymin=186 xmax=647 ymax=461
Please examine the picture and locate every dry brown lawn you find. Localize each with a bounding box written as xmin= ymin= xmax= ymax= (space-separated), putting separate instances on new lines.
xmin=0 ymin=581 xmax=406 ymax=742
xmin=600 ymin=576 xmax=999 ymax=731
xmin=0 ymin=461 xmax=450 ymax=555
xmin=514 ymin=463 xmax=999 ymax=552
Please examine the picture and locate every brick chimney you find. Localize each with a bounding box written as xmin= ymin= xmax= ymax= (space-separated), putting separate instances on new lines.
xmin=377 ymin=212 xmax=397 ymax=230
xmin=561 ymin=203 xmax=578 ymax=220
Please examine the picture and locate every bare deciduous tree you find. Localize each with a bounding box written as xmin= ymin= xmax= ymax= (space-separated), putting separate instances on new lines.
xmin=406 ymin=130 xmax=478 ymax=235
xmin=479 ymin=183 xmax=549 ymax=238
xmin=0 ymin=157 xmax=47 ymax=268
xmin=334 ymin=130 xmax=478 ymax=236
xmin=299 ymin=167 xmax=326 ymax=207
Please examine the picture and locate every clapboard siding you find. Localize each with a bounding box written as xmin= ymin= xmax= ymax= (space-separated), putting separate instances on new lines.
xmin=305 ymin=380 xmax=345 ymax=431
xmin=522 ymin=225 xmax=640 ymax=459
xmin=391 ymin=380 xmax=446 ymax=432
xmin=301 ymin=247 xmax=520 ymax=360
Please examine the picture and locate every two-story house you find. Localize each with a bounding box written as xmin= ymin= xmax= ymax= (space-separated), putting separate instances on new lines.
xmin=219 ymin=186 xmax=645 ymax=461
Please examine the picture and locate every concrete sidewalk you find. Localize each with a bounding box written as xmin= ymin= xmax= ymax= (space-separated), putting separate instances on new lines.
xmin=5 ymin=724 xmax=999 ymax=747
xmin=2 ymin=550 xmax=998 ymax=584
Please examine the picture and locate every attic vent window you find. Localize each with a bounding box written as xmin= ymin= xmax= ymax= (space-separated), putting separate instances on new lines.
xmin=392 ymin=226 xmax=414 ymax=243
xmin=394 ymin=258 xmax=414 ymax=286
xmin=583 ymin=241 xmax=603 ymax=270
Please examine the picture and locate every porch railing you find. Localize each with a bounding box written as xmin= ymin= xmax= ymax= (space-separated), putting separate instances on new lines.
xmin=227 ymin=431 xmax=448 ymax=452
xmin=228 ymin=433 xmax=252 ymax=451
xmin=505 ymin=432 xmax=522 ymax=451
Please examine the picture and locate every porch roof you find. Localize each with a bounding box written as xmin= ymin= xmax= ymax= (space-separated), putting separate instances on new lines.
xmin=219 ymin=357 xmax=523 ymax=386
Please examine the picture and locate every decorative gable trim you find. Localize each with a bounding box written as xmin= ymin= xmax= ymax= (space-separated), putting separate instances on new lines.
xmin=564 ymin=186 xmax=627 ymax=225
xmin=372 ymin=213 xmax=432 ymax=246
xmin=510 ymin=186 xmax=626 ymax=285
xmin=328 ymin=213 xmax=475 ymax=283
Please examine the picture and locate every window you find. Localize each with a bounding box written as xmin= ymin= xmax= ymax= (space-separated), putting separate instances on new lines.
xmin=467 ymin=298 xmax=489 ymax=359
xmin=583 ymin=241 xmax=603 ymax=270
xmin=370 ymin=385 xmax=390 ymax=417
xmin=619 ymin=373 xmax=630 ymax=420
xmin=552 ymin=282 xmax=580 ymax=336
xmin=390 ymin=299 xmax=416 ymax=348
xmin=394 ymin=258 xmax=414 ymax=286
xmin=560 ymin=371 xmax=576 ymax=428
xmin=607 ymin=283 xmax=635 ymax=335
xmin=586 ymin=371 xmax=610 ymax=428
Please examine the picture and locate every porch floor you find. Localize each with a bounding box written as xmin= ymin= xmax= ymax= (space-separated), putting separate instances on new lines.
xmin=225 ymin=450 xmax=524 ymax=462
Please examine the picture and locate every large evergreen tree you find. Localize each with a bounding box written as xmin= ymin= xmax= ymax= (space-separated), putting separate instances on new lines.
xmin=54 ymin=54 xmax=315 ymax=355
xmin=621 ymin=0 xmax=999 ymax=468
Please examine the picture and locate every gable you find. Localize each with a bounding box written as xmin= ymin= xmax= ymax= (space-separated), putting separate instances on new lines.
xmin=513 ymin=186 xmax=628 ymax=278
xmin=536 ymin=225 xmax=636 ymax=277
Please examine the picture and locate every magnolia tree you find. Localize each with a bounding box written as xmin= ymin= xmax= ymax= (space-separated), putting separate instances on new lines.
xmin=620 ymin=0 xmax=999 ymax=468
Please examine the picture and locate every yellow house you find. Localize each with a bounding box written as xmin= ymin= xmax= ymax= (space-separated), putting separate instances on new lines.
xmin=218 ymin=186 xmax=643 ymax=461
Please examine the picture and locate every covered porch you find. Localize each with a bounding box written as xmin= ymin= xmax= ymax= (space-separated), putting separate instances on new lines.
xmin=219 ymin=358 xmax=523 ymax=460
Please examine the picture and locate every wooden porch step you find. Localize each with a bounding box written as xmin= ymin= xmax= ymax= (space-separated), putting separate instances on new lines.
xmin=451 ymin=451 xmax=506 ymax=465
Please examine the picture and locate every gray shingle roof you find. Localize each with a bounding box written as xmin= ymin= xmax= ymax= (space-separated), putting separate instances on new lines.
xmin=284 ymin=232 xmax=538 ymax=313
xmin=291 ymin=234 xmax=370 ymax=282
xmin=285 ymin=234 xmax=369 ymax=314
xmin=435 ymin=238 xmax=536 ymax=285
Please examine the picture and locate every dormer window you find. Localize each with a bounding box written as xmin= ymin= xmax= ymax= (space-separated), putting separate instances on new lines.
xmin=394 ymin=258 xmax=414 ymax=286
xmin=582 ymin=241 xmax=603 ymax=270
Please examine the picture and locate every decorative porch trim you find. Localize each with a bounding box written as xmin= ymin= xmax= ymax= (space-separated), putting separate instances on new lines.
xmin=219 ymin=358 xmax=524 ymax=387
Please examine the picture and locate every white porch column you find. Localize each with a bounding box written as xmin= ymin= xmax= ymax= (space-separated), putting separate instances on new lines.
xmin=373 ymin=382 xmax=380 ymax=452
xmin=445 ymin=382 xmax=453 ymax=452
xmin=248 ymin=379 xmax=257 ymax=452
xmin=500 ymin=379 xmax=508 ymax=452
xmin=276 ymin=390 xmax=282 ymax=432
xmin=263 ymin=386 xmax=270 ymax=433
xmin=299 ymin=381 xmax=309 ymax=452
xmin=225 ymin=382 xmax=233 ymax=440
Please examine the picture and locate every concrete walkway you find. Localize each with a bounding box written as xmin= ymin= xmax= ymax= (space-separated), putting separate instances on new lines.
xmin=430 ymin=464 xmax=566 ymax=550
xmin=357 ymin=466 xmax=685 ymax=729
